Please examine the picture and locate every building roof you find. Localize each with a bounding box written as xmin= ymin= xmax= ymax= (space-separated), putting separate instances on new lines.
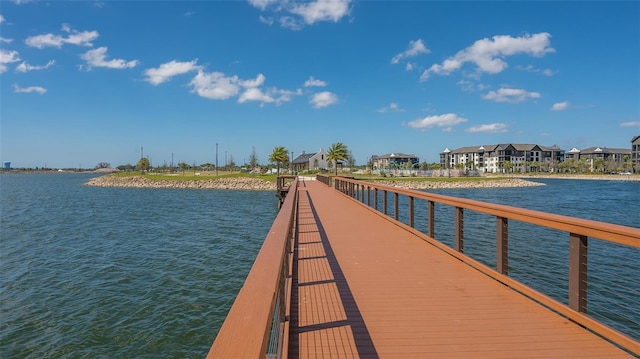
xmin=371 ymin=153 xmax=418 ymax=159
xmin=632 ymin=135 xmax=640 ymax=144
xmin=448 ymin=144 xmax=563 ymax=154
xmin=580 ymin=147 xmax=631 ymax=155
xmin=292 ymin=152 xmax=316 ymax=164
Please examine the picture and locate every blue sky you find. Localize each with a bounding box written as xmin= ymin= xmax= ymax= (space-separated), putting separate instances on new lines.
xmin=1 ymin=0 xmax=639 ymax=169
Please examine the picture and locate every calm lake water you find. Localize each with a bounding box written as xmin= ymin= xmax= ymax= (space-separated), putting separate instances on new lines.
xmin=1 ymin=174 xmax=638 ymax=357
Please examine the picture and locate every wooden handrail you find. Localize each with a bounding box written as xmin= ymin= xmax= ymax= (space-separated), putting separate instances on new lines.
xmin=207 ymin=178 xmax=298 ymax=358
xmin=333 ymin=176 xmax=640 ymax=355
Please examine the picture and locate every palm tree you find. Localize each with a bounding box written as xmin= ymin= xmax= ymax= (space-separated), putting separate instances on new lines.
xmin=327 ymin=142 xmax=348 ymax=176
xmin=269 ymin=146 xmax=289 ymax=175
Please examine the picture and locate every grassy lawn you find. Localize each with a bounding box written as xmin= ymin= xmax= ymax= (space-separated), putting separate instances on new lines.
xmin=112 ymin=171 xmax=515 ymax=183
xmin=114 ymin=171 xmax=279 ymax=182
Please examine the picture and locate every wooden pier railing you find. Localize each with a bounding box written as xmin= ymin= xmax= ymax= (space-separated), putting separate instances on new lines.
xmin=207 ymin=175 xmax=640 ymax=358
xmin=207 ymin=178 xmax=298 ymax=358
xmin=332 ymin=176 xmax=640 ymax=355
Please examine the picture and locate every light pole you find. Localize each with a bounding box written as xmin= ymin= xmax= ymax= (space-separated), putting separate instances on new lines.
xmin=215 ymin=143 xmax=218 ymax=176
xmin=443 ymin=148 xmax=451 ymax=178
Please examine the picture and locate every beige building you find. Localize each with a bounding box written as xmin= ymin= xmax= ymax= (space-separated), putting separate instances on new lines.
xmin=371 ymin=153 xmax=419 ymax=170
xmin=440 ymin=144 xmax=564 ymax=173
xmin=632 ymin=136 xmax=640 ymax=172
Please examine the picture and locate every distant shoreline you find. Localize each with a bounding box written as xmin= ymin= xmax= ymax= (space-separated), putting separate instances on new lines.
xmin=82 ymin=173 xmax=640 ymax=191
xmin=498 ymin=174 xmax=640 ymax=182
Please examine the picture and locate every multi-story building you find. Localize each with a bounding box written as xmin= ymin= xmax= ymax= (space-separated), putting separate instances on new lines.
xmin=440 ymin=144 xmax=564 ymax=173
xmin=632 ymin=136 xmax=640 ymax=172
xmin=565 ymin=146 xmax=631 ymax=172
xmin=371 ymin=153 xmax=419 ymax=170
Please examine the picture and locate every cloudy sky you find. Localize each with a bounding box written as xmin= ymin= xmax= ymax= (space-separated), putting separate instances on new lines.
xmin=1 ymin=0 xmax=638 ymax=168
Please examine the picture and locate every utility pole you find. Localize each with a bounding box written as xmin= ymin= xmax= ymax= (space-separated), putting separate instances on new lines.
xmin=216 ymin=143 xmax=219 ymax=176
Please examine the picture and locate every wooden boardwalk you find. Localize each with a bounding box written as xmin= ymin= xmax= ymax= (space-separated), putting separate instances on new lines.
xmin=288 ymin=179 xmax=633 ymax=358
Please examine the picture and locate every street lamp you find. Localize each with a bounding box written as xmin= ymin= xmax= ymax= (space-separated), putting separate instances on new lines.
xmin=443 ymin=148 xmax=451 ymax=178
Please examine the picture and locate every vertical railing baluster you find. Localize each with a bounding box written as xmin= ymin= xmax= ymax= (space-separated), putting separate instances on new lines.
xmin=455 ymin=207 xmax=464 ymax=253
xmin=383 ymin=190 xmax=388 ymax=215
xmin=428 ymin=201 xmax=434 ymax=238
xmin=497 ymin=216 xmax=508 ymax=275
xmin=367 ymin=186 xmax=371 ymax=207
xmin=409 ymin=196 xmax=414 ymax=228
xmin=569 ymin=233 xmax=588 ymax=312
xmin=394 ymin=192 xmax=399 ymax=220
xmin=374 ymin=188 xmax=379 ymax=211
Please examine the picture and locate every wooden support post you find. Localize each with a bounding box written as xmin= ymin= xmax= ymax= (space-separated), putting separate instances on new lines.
xmin=455 ymin=207 xmax=464 ymax=253
xmin=428 ymin=201 xmax=434 ymax=238
xmin=383 ymin=190 xmax=388 ymax=215
xmin=409 ymin=196 xmax=415 ymax=228
xmin=374 ymin=188 xmax=378 ymax=211
xmin=569 ymin=233 xmax=588 ymax=312
xmin=394 ymin=192 xmax=399 ymax=221
xmin=496 ymin=216 xmax=508 ymax=275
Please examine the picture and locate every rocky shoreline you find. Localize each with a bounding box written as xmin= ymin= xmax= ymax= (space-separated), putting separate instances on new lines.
xmin=370 ymin=178 xmax=544 ymax=190
xmin=85 ymin=175 xmax=548 ymax=191
xmin=85 ymin=175 xmax=277 ymax=190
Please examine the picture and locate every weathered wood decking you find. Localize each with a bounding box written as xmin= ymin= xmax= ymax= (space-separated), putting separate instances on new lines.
xmin=289 ymin=179 xmax=634 ymax=358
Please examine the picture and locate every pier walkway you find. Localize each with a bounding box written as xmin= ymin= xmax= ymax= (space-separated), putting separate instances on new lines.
xmin=208 ymin=177 xmax=640 ymax=358
xmin=289 ymin=179 xmax=632 ymax=358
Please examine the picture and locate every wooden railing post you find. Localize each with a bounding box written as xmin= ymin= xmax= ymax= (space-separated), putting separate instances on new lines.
xmin=455 ymin=207 xmax=464 ymax=253
xmin=394 ymin=192 xmax=399 ymax=220
xmin=383 ymin=190 xmax=388 ymax=215
xmin=428 ymin=201 xmax=434 ymax=238
xmin=374 ymin=188 xmax=379 ymax=211
xmin=497 ymin=216 xmax=508 ymax=275
xmin=569 ymin=233 xmax=588 ymax=312
xmin=409 ymin=196 xmax=414 ymax=228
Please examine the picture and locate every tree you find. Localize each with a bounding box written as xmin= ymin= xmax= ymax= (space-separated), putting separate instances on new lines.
xmin=95 ymin=162 xmax=111 ymax=169
xmin=502 ymin=160 xmax=514 ymax=173
xmin=249 ymin=146 xmax=259 ymax=169
xmin=327 ymin=142 xmax=348 ymax=176
xmin=178 ymin=162 xmax=189 ymax=172
xmin=269 ymin=146 xmax=289 ymax=175
xmin=137 ymin=157 xmax=150 ymax=173
xmin=346 ymin=150 xmax=356 ymax=172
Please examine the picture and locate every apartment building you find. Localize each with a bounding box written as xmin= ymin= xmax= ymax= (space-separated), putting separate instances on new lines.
xmin=440 ymin=144 xmax=564 ymax=173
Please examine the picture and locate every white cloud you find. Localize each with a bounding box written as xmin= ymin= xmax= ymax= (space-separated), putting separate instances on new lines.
xmin=304 ymin=76 xmax=327 ymax=87
xmin=16 ymin=60 xmax=55 ymax=73
xmin=551 ymin=101 xmax=569 ymax=111
xmin=238 ymin=87 xmax=275 ymax=104
xmin=290 ymin=0 xmax=351 ymax=24
xmin=144 ymin=60 xmax=201 ymax=85
xmin=26 ymin=25 xmax=99 ymax=49
xmin=516 ymin=64 xmax=555 ymax=76
xmin=620 ymin=121 xmax=640 ymax=128
xmin=259 ymin=15 xmax=274 ymax=25
xmin=189 ymin=71 xmax=240 ymax=100
xmin=13 ymin=84 xmax=47 ymax=94
xmin=0 ymin=15 xmax=5 ymax=23
xmin=420 ymin=32 xmax=554 ymax=81
xmin=406 ymin=113 xmax=468 ymax=131
xmin=189 ymin=70 xmax=300 ymax=105
xmin=0 ymin=49 xmax=20 ymax=73
xmin=466 ymin=123 xmax=508 ymax=133
xmin=80 ymin=47 xmax=138 ymax=70
xmin=248 ymin=0 xmax=279 ymax=11
xmin=310 ymin=91 xmax=338 ymax=108
xmin=249 ymin=0 xmax=351 ymax=29
xmin=377 ymin=102 xmax=404 ymax=113
xmin=391 ymin=39 xmax=430 ymax=64
xmin=240 ymin=73 xmax=266 ymax=88
xmin=0 ymin=37 xmax=13 ymax=43
xmin=482 ymin=87 xmax=541 ymax=103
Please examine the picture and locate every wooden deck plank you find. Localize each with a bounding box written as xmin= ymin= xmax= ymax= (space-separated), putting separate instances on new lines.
xmin=288 ymin=180 xmax=633 ymax=358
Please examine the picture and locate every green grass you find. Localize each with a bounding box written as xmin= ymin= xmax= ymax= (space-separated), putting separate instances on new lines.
xmin=113 ymin=171 xmax=279 ymax=182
